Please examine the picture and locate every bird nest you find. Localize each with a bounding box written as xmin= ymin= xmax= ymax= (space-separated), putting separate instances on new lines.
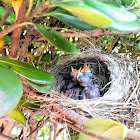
xmin=47 ymin=40 xmax=140 ymax=127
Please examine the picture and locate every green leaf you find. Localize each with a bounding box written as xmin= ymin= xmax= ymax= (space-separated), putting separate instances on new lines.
xmin=79 ymin=119 xmax=128 ymax=140
xmin=34 ymin=23 xmax=81 ymax=53
xmin=41 ymin=52 xmax=51 ymax=62
xmin=0 ymin=57 xmax=56 ymax=84
xmin=0 ymin=27 xmax=12 ymax=44
xmin=47 ymin=8 xmax=96 ymax=31
xmin=3 ymin=34 xmax=12 ymax=44
xmin=17 ymin=96 xmax=40 ymax=110
xmin=7 ymin=109 xmax=26 ymax=127
xmin=27 ymin=80 xmax=54 ymax=93
xmin=50 ymin=0 xmax=112 ymax=27
xmin=0 ymin=66 xmax=23 ymax=118
xmin=2 ymin=0 xmax=23 ymax=20
xmin=102 ymin=0 xmax=121 ymax=7
xmin=84 ymin=0 xmax=137 ymax=22
xmin=68 ymin=127 xmax=79 ymax=140
xmin=137 ymin=41 xmax=140 ymax=50
xmin=34 ymin=52 xmax=51 ymax=62
xmin=121 ymin=0 xmax=134 ymax=7
xmin=109 ymin=20 xmax=140 ymax=33
xmin=0 ymin=7 xmax=15 ymax=25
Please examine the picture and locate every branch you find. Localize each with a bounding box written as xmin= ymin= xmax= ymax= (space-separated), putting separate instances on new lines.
xmin=53 ymin=123 xmax=58 ymax=140
xmin=56 ymin=127 xmax=65 ymax=138
xmin=127 ymin=129 xmax=140 ymax=140
xmin=33 ymin=28 xmax=139 ymax=42
xmin=0 ymin=133 xmax=14 ymax=140
xmin=0 ymin=7 xmax=13 ymax=27
xmin=0 ymin=23 xmax=20 ymax=39
xmin=9 ymin=0 xmax=28 ymax=58
xmin=27 ymin=117 xmax=49 ymax=138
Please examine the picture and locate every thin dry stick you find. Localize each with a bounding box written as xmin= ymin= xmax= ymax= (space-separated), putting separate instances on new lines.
xmin=53 ymin=123 xmax=58 ymax=140
xmin=36 ymin=41 xmax=49 ymax=66
xmin=109 ymin=35 xmax=119 ymax=52
xmin=27 ymin=117 xmax=49 ymax=138
xmin=127 ymin=129 xmax=140 ymax=140
xmin=132 ymin=34 xmax=136 ymax=59
xmin=56 ymin=127 xmax=65 ymax=138
xmin=0 ymin=133 xmax=14 ymax=140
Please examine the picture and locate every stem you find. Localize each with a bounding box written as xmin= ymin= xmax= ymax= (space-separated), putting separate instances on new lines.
xmin=132 ymin=34 xmax=136 ymax=59
xmin=10 ymin=0 xmax=28 ymax=58
xmin=0 ymin=7 xmax=13 ymax=27
xmin=0 ymin=133 xmax=14 ymax=140
xmin=36 ymin=41 xmax=49 ymax=66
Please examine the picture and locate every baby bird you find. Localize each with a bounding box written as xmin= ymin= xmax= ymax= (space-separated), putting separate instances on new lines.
xmin=77 ymin=63 xmax=101 ymax=100
xmin=62 ymin=63 xmax=102 ymax=100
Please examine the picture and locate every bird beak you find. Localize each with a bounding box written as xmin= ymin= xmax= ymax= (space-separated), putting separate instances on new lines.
xmin=71 ymin=66 xmax=77 ymax=73
xmin=71 ymin=66 xmax=82 ymax=82
xmin=81 ymin=63 xmax=91 ymax=73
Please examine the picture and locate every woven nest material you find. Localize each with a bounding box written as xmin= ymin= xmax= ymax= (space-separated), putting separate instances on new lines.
xmin=48 ymin=40 xmax=140 ymax=126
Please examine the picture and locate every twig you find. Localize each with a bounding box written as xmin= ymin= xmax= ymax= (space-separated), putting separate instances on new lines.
xmin=132 ymin=34 xmax=136 ymax=59
xmin=36 ymin=41 xmax=49 ymax=66
xmin=127 ymin=129 xmax=140 ymax=140
xmin=0 ymin=133 xmax=14 ymax=140
xmin=0 ymin=7 xmax=13 ymax=27
xmin=27 ymin=117 xmax=49 ymax=138
xmin=109 ymin=35 xmax=119 ymax=52
xmin=19 ymin=35 xmax=32 ymax=61
xmin=56 ymin=127 xmax=65 ymax=138
xmin=0 ymin=23 xmax=20 ymax=38
xmin=53 ymin=123 xmax=58 ymax=140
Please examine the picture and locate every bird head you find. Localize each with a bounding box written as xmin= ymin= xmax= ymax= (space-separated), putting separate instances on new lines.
xmin=81 ymin=63 xmax=92 ymax=79
xmin=81 ymin=63 xmax=91 ymax=73
xmin=70 ymin=66 xmax=82 ymax=82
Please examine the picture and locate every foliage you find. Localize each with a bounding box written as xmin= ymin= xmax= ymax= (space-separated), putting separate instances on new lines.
xmin=79 ymin=119 xmax=128 ymax=140
xmin=0 ymin=0 xmax=139 ymax=139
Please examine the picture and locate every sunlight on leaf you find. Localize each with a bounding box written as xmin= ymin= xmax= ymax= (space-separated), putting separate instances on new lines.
xmin=0 ymin=66 xmax=23 ymax=118
xmin=50 ymin=0 xmax=112 ymax=27
xmin=79 ymin=119 xmax=128 ymax=140
xmin=25 ymin=0 xmax=33 ymax=17
xmin=0 ymin=38 xmax=5 ymax=51
xmin=0 ymin=7 xmax=15 ymax=25
xmin=46 ymin=8 xmax=96 ymax=31
xmin=8 ymin=109 xmax=26 ymax=127
xmin=109 ymin=20 xmax=140 ymax=33
xmin=2 ymin=0 xmax=23 ymax=20
xmin=84 ymin=0 xmax=136 ymax=22
xmin=17 ymin=96 xmax=40 ymax=111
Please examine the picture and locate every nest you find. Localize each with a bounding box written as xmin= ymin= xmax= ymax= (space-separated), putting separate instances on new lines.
xmin=47 ymin=40 xmax=140 ymax=127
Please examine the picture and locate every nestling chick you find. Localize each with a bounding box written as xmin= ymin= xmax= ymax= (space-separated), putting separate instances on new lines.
xmin=61 ymin=63 xmax=102 ymax=100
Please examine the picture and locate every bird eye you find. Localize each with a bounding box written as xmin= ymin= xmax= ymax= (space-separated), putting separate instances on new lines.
xmin=70 ymin=72 xmax=75 ymax=78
